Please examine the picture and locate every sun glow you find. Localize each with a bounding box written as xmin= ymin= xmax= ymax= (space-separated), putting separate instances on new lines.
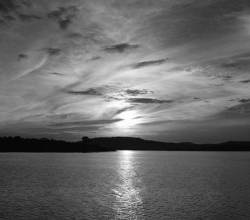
xmin=116 ymin=110 xmax=141 ymax=130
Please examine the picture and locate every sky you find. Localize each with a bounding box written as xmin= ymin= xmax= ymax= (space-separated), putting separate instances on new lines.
xmin=0 ymin=0 xmax=250 ymax=143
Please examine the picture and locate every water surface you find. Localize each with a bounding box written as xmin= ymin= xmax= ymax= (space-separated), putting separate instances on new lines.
xmin=0 ymin=151 xmax=250 ymax=219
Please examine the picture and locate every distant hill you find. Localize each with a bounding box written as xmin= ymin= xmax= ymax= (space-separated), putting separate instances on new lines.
xmin=0 ymin=136 xmax=115 ymax=152
xmin=0 ymin=136 xmax=250 ymax=152
xmin=87 ymin=137 xmax=250 ymax=151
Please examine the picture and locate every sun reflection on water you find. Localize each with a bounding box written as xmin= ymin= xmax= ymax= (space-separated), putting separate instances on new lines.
xmin=113 ymin=151 xmax=143 ymax=220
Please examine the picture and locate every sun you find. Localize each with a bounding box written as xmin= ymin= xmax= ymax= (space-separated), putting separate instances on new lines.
xmin=116 ymin=110 xmax=141 ymax=131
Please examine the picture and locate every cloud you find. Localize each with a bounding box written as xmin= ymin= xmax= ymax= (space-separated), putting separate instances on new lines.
xmin=58 ymin=19 xmax=71 ymax=30
xmin=67 ymin=32 xmax=83 ymax=39
xmin=219 ymin=52 xmax=250 ymax=70
xmin=145 ymin=0 xmax=250 ymax=48
xmin=88 ymin=56 xmax=101 ymax=61
xmin=104 ymin=43 xmax=139 ymax=53
xmin=18 ymin=14 xmax=41 ymax=22
xmin=193 ymin=97 xmax=201 ymax=100
xmin=64 ymin=85 xmax=126 ymax=98
xmin=0 ymin=14 xmax=15 ymax=23
xmin=0 ymin=0 xmax=33 ymax=23
xmin=66 ymin=88 xmax=103 ymax=96
xmin=0 ymin=0 xmax=19 ymax=24
xmin=239 ymin=99 xmax=250 ymax=104
xmin=44 ymin=48 xmax=61 ymax=56
xmin=1 ymin=0 xmax=250 ymax=142
xmin=128 ymin=98 xmax=173 ymax=104
xmin=125 ymin=89 xmax=152 ymax=96
xmin=132 ymin=59 xmax=167 ymax=69
xmin=187 ymin=50 xmax=250 ymax=82
xmin=18 ymin=53 xmax=28 ymax=61
xmin=240 ymin=79 xmax=250 ymax=83
xmin=0 ymin=0 xmax=17 ymax=14
xmin=113 ymin=106 xmax=134 ymax=116
xmin=48 ymin=72 xmax=65 ymax=76
xmin=48 ymin=6 xmax=78 ymax=30
xmin=50 ymin=119 xmax=122 ymax=127
xmin=227 ymin=103 xmax=250 ymax=114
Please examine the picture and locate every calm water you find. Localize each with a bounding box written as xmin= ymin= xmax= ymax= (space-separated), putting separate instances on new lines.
xmin=0 ymin=151 xmax=250 ymax=220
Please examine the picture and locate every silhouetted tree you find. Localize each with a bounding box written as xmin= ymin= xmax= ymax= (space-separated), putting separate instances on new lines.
xmin=82 ymin=136 xmax=90 ymax=144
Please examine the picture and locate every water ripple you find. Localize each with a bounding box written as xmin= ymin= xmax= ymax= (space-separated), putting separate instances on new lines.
xmin=113 ymin=151 xmax=143 ymax=220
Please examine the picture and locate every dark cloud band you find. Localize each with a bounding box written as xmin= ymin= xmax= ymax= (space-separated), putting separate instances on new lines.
xmin=132 ymin=59 xmax=167 ymax=69
xmin=128 ymin=98 xmax=173 ymax=104
xmin=66 ymin=88 xmax=103 ymax=96
xmin=104 ymin=43 xmax=139 ymax=53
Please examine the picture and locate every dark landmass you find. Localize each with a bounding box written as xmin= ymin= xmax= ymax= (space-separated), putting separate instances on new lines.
xmin=0 ymin=136 xmax=250 ymax=152
xmin=0 ymin=136 xmax=115 ymax=153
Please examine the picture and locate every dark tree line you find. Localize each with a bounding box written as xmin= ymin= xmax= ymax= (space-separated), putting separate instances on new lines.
xmin=0 ymin=136 xmax=249 ymax=152
xmin=0 ymin=136 xmax=115 ymax=152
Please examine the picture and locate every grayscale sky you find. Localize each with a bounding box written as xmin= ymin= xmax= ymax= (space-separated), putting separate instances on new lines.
xmin=0 ymin=0 xmax=250 ymax=142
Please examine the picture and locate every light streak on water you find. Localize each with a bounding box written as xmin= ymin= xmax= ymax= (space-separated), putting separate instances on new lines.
xmin=113 ymin=151 xmax=144 ymax=220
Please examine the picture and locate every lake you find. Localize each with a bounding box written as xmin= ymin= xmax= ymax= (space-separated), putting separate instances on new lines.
xmin=0 ymin=151 xmax=250 ymax=219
